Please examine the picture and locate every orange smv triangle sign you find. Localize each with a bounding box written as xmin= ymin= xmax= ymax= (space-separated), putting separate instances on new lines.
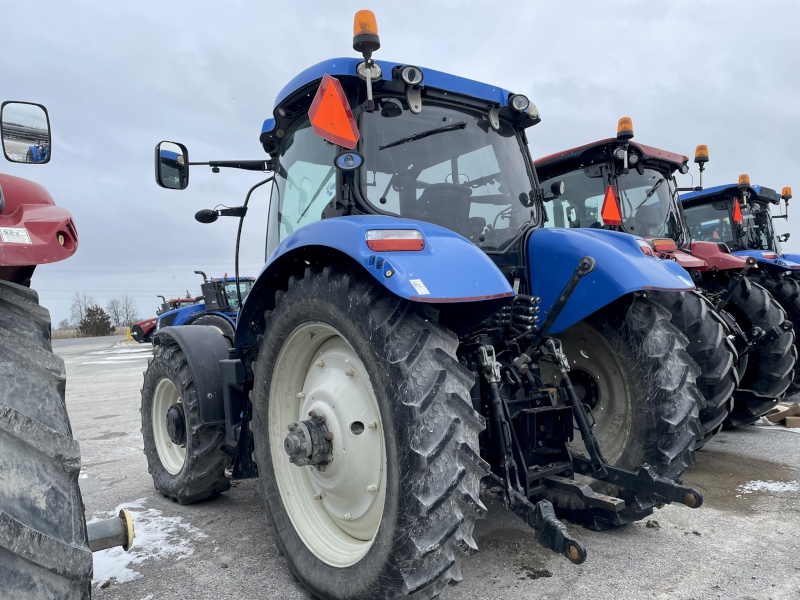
xmin=308 ymin=74 xmax=360 ymax=150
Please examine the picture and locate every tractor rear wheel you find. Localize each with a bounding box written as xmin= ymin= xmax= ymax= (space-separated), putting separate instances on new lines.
xmin=746 ymin=271 xmax=800 ymax=395
xmin=541 ymin=294 xmax=703 ymax=529
xmin=141 ymin=342 xmax=231 ymax=504
xmin=648 ymin=290 xmax=738 ymax=448
xmin=190 ymin=314 xmax=235 ymax=339
xmin=0 ymin=280 xmax=92 ymax=599
xmin=251 ymin=266 xmax=488 ymax=600
xmin=703 ymin=273 xmax=796 ymax=427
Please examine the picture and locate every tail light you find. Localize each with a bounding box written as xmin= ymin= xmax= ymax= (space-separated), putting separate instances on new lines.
xmin=651 ymin=238 xmax=678 ymax=252
xmin=365 ymin=230 xmax=424 ymax=251
xmin=601 ymin=185 xmax=622 ymax=226
xmin=637 ymin=240 xmax=655 ymax=256
xmin=763 ymin=252 xmax=779 ymax=259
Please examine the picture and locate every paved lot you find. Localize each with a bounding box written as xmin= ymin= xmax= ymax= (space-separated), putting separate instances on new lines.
xmin=57 ymin=337 xmax=800 ymax=600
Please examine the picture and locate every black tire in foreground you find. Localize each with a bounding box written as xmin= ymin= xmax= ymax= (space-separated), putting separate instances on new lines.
xmin=189 ymin=314 xmax=235 ymax=340
xmin=141 ymin=342 xmax=231 ymax=504
xmin=541 ymin=294 xmax=704 ymax=530
xmin=649 ymin=290 xmax=738 ymax=448
xmin=0 ymin=280 xmax=92 ymax=599
xmin=746 ymin=270 xmax=800 ymax=395
xmin=251 ymin=266 xmax=489 ymax=600
xmin=705 ymin=273 xmax=796 ymax=428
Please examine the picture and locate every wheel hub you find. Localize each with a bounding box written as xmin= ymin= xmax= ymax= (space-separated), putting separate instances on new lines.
xmin=166 ymin=402 xmax=186 ymax=446
xmin=284 ymin=413 xmax=333 ymax=469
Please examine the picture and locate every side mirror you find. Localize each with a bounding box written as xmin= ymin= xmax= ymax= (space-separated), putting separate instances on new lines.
xmin=550 ymin=180 xmax=566 ymax=198
xmin=155 ymin=141 xmax=189 ymax=190
xmin=779 ymin=233 xmax=791 ymax=242
xmin=1 ymin=102 xmax=51 ymax=164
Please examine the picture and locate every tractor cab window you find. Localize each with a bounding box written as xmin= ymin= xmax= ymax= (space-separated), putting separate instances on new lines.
xmin=360 ymin=101 xmax=536 ymax=250
xmin=540 ymin=167 xmax=685 ymax=244
xmin=682 ymin=203 xmax=734 ymax=244
xmin=222 ymin=280 xmax=254 ymax=311
xmin=740 ymin=201 xmax=777 ymax=251
xmin=273 ymin=116 xmax=337 ymax=244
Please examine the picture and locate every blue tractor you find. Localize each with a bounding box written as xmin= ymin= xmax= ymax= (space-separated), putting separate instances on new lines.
xmin=681 ymin=180 xmax=800 ymax=393
xmin=25 ymin=141 xmax=50 ymax=163
xmin=155 ymin=271 xmax=255 ymax=338
xmin=140 ymin=11 xmax=706 ymax=598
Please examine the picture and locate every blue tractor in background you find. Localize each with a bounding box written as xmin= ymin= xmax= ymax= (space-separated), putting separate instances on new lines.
xmin=155 ymin=271 xmax=255 ymax=339
xmin=25 ymin=141 xmax=50 ymax=163
xmin=140 ymin=11 xmax=706 ymax=599
xmin=681 ymin=180 xmax=800 ymax=393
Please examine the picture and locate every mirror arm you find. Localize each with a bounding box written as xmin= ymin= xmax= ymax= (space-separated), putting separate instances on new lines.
xmin=189 ymin=159 xmax=273 ymax=172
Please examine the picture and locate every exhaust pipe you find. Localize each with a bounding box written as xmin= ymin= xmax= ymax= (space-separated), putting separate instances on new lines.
xmin=87 ymin=509 xmax=135 ymax=552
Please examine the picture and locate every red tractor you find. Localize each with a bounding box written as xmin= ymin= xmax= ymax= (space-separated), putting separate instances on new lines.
xmin=131 ymin=295 xmax=198 ymax=343
xmin=1 ymin=101 xmax=133 ymax=597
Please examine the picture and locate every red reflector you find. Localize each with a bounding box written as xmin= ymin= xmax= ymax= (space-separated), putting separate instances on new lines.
xmin=732 ymin=200 xmax=743 ymax=224
xmin=763 ymin=253 xmax=778 ymax=259
xmin=366 ymin=230 xmax=424 ymax=251
xmin=652 ymin=238 xmax=678 ymax=251
xmin=601 ymin=185 xmax=622 ymax=226
xmin=637 ymin=240 xmax=655 ymax=256
xmin=308 ymin=74 xmax=360 ymax=149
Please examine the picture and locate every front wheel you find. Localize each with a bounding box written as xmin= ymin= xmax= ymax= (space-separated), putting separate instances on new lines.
xmin=141 ymin=342 xmax=231 ymax=504
xmin=251 ymin=267 xmax=489 ymax=600
xmin=540 ymin=294 xmax=703 ymax=529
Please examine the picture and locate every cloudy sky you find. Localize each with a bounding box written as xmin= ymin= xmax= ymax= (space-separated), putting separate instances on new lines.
xmin=3 ymin=0 xmax=799 ymax=325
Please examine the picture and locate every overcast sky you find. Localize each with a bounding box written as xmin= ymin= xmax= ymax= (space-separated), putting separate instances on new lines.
xmin=3 ymin=0 xmax=799 ymax=325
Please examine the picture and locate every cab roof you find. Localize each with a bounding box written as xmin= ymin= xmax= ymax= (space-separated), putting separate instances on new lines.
xmin=211 ymin=276 xmax=256 ymax=283
xmin=535 ymin=138 xmax=688 ymax=178
xmin=261 ymin=57 xmax=536 ymax=154
xmin=680 ymin=183 xmax=779 ymax=206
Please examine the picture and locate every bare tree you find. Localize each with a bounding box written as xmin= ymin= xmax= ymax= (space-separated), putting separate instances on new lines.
xmin=120 ymin=295 xmax=139 ymax=327
xmin=106 ymin=298 xmax=123 ymax=327
xmin=58 ymin=319 xmax=70 ymax=330
xmin=70 ymin=293 xmax=96 ymax=324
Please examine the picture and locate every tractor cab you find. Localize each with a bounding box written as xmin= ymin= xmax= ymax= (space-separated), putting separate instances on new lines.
xmin=680 ymin=181 xmax=799 ymax=269
xmin=196 ymin=272 xmax=255 ymax=312
xmin=535 ymin=118 xmax=690 ymax=244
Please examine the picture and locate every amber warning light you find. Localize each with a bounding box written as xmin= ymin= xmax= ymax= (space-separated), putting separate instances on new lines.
xmin=738 ymin=173 xmax=751 ymax=187
xmin=366 ymin=230 xmax=425 ymax=251
xmin=617 ymin=117 xmax=634 ymax=141
xmin=308 ymin=74 xmax=360 ymax=149
xmin=694 ymin=145 xmax=709 ymax=164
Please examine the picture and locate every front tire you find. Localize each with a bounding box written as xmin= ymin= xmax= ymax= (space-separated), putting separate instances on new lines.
xmin=541 ymin=294 xmax=704 ymax=529
xmin=0 ymin=280 xmax=92 ymax=599
xmin=251 ymin=266 xmax=489 ymax=600
xmin=141 ymin=342 xmax=231 ymax=504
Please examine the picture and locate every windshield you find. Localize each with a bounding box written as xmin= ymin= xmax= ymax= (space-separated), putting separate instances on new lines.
xmin=683 ymin=199 xmax=779 ymax=252
xmin=178 ymin=301 xmax=196 ymax=308
xmin=360 ymin=100 xmax=536 ymax=249
xmin=223 ymin=281 xmax=253 ymax=311
xmin=540 ymin=167 xmax=686 ymax=244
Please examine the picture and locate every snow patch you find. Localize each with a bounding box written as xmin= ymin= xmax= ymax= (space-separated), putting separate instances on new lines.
xmin=737 ymin=480 xmax=799 ymax=494
xmin=91 ymin=498 xmax=206 ymax=587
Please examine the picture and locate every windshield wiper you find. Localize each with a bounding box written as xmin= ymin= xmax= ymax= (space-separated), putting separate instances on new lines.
xmin=297 ymin=166 xmax=335 ymax=222
xmin=379 ymin=121 xmax=466 ymax=151
xmin=634 ymin=178 xmax=664 ymax=211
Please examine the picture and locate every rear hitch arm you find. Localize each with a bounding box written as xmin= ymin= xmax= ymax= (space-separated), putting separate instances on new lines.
xmin=509 ymin=490 xmax=587 ymax=564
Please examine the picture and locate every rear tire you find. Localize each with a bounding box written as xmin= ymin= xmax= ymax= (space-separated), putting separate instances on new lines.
xmin=703 ymin=273 xmax=796 ymax=427
xmin=251 ymin=266 xmax=488 ymax=599
xmin=0 ymin=280 xmax=92 ymax=599
xmin=746 ymin=271 xmax=800 ymax=395
xmin=648 ymin=290 xmax=737 ymax=448
xmin=141 ymin=342 xmax=231 ymax=504
xmin=541 ymin=294 xmax=703 ymax=529
xmin=189 ymin=314 xmax=235 ymax=339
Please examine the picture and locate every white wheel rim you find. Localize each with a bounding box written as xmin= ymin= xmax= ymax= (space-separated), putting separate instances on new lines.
xmin=269 ymin=322 xmax=386 ymax=567
xmin=152 ymin=377 xmax=186 ymax=475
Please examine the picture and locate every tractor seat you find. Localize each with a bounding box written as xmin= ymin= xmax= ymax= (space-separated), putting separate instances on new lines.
xmin=416 ymin=183 xmax=473 ymax=236
xmin=634 ymin=203 xmax=663 ymax=237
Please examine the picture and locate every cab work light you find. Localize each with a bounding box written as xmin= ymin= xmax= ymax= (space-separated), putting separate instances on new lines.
xmin=600 ymin=185 xmax=623 ymax=226
xmin=366 ymin=230 xmax=424 ymax=251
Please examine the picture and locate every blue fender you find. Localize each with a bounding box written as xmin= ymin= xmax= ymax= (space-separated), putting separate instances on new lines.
xmin=528 ymin=228 xmax=695 ymax=333
xmin=157 ymin=304 xmax=237 ymax=329
xmin=732 ymin=249 xmax=800 ymax=274
xmin=236 ymin=215 xmax=513 ymax=351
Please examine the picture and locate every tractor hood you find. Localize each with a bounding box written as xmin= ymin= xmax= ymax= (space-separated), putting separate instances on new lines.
xmin=528 ymin=228 xmax=694 ymax=333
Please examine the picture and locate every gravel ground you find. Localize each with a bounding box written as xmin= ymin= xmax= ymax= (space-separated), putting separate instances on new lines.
xmin=57 ymin=336 xmax=800 ymax=600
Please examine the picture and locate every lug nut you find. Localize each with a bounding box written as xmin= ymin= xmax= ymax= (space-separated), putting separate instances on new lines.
xmin=325 ymin=432 xmax=334 ymax=441
xmin=297 ymin=392 xmax=306 ymax=398
xmin=345 ymin=369 xmax=355 ymax=376
xmin=368 ymin=421 xmax=378 ymax=429
xmin=308 ymin=410 xmax=317 ymax=417
xmin=316 ymin=360 xmax=325 ymax=367
xmin=314 ymin=493 xmax=323 ymax=500
xmin=367 ymin=484 xmax=377 ymax=493
xmin=343 ymin=513 xmax=352 ymax=521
